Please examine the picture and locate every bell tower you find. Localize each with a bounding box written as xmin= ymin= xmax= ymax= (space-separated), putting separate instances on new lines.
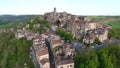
xmin=53 ymin=7 xmax=57 ymax=16
xmin=54 ymin=7 xmax=56 ymax=13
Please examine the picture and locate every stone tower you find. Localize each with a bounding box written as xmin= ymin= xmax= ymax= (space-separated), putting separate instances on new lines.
xmin=54 ymin=7 xmax=56 ymax=13
xmin=53 ymin=7 xmax=57 ymax=16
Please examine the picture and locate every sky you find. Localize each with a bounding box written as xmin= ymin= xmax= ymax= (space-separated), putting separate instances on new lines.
xmin=0 ymin=0 xmax=120 ymax=15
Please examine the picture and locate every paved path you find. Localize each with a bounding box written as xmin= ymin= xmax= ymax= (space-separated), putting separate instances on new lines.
xmin=45 ymin=39 xmax=56 ymax=68
xmin=30 ymin=47 xmax=41 ymax=68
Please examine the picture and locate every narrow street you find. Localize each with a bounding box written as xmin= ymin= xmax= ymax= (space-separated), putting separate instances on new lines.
xmin=45 ymin=39 xmax=56 ymax=68
xmin=30 ymin=47 xmax=41 ymax=68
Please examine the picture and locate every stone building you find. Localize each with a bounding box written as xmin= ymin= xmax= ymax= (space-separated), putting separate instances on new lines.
xmin=51 ymin=39 xmax=62 ymax=48
xmin=62 ymin=43 xmax=75 ymax=57
xmin=15 ymin=29 xmax=25 ymax=39
xmin=36 ymin=48 xmax=50 ymax=68
xmin=40 ymin=58 xmax=50 ymax=68
xmin=55 ymin=56 xmax=74 ymax=68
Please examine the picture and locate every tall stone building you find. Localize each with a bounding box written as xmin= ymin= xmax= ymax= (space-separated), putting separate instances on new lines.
xmin=54 ymin=7 xmax=56 ymax=15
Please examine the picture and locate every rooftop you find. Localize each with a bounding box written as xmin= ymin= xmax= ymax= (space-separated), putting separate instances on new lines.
xmin=36 ymin=48 xmax=48 ymax=56
xmin=55 ymin=56 xmax=74 ymax=65
xmin=51 ymin=39 xmax=61 ymax=45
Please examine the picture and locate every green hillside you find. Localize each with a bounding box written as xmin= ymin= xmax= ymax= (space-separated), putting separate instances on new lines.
xmin=0 ymin=15 xmax=39 ymax=29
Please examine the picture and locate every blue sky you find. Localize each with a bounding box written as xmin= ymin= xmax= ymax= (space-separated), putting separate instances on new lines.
xmin=0 ymin=0 xmax=120 ymax=15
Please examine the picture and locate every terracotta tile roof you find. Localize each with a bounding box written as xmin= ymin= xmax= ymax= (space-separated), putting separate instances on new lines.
xmin=62 ymin=43 xmax=73 ymax=49
xmin=52 ymin=39 xmax=61 ymax=45
xmin=55 ymin=57 xmax=74 ymax=65
xmin=60 ymin=59 xmax=74 ymax=65
xmin=36 ymin=48 xmax=48 ymax=56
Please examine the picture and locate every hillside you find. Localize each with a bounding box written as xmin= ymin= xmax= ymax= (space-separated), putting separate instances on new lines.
xmin=89 ymin=16 xmax=120 ymax=28
xmin=0 ymin=15 xmax=39 ymax=28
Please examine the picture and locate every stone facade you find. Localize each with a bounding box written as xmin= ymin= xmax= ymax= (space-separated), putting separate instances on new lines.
xmin=36 ymin=48 xmax=49 ymax=61
xmin=40 ymin=58 xmax=50 ymax=68
xmin=62 ymin=43 xmax=75 ymax=57
xmin=55 ymin=57 xmax=74 ymax=68
xmin=57 ymin=63 xmax=74 ymax=68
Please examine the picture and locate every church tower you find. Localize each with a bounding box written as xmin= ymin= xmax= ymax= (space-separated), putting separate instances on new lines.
xmin=53 ymin=7 xmax=56 ymax=16
xmin=54 ymin=7 xmax=56 ymax=13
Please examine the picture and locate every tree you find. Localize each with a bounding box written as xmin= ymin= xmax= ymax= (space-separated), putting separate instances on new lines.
xmin=0 ymin=32 xmax=34 ymax=68
xmin=108 ymin=28 xmax=120 ymax=40
xmin=56 ymin=28 xmax=73 ymax=42
xmin=29 ymin=22 xmax=34 ymax=29
xmin=65 ymin=33 xmax=73 ymax=42
xmin=94 ymin=38 xmax=101 ymax=44
xmin=53 ymin=45 xmax=62 ymax=52
xmin=98 ymin=53 xmax=113 ymax=68
xmin=108 ymin=28 xmax=116 ymax=39
xmin=74 ymin=44 xmax=120 ymax=68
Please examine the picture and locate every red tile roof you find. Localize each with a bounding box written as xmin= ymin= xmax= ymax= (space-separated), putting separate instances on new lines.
xmin=56 ymin=58 xmax=74 ymax=65
xmin=36 ymin=48 xmax=48 ymax=56
xmin=60 ymin=59 xmax=74 ymax=65
xmin=62 ymin=43 xmax=73 ymax=49
xmin=52 ymin=39 xmax=61 ymax=45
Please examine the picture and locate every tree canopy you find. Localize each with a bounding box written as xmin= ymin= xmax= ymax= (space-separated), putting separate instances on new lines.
xmin=0 ymin=31 xmax=34 ymax=68
xmin=74 ymin=44 xmax=120 ymax=68
xmin=56 ymin=28 xmax=73 ymax=42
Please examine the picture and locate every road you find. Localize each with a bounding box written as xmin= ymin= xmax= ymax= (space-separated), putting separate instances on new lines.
xmin=30 ymin=47 xmax=41 ymax=68
xmin=45 ymin=38 xmax=56 ymax=68
xmin=93 ymin=43 xmax=107 ymax=50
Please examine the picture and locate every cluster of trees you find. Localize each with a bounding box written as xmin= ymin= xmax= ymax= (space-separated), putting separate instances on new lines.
xmin=0 ymin=31 xmax=34 ymax=68
xmin=56 ymin=28 xmax=73 ymax=42
xmin=74 ymin=44 xmax=120 ymax=68
xmin=108 ymin=28 xmax=120 ymax=40
xmin=29 ymin=18 xmax=50 ymax=33
xmin=0 ymin=15 xmax=39 ymax=29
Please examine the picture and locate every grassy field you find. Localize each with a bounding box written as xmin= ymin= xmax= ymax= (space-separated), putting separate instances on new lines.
xmin=105 ymin=22 xmax=120 ymax=29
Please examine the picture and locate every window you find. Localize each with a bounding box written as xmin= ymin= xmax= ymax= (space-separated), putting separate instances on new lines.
xmin=60 ymin=67 xmax=63 ymax=68
xmin=70 ymin=65 xmax=72 ymax=67
xmin=67 ymin=65 xmax=69 ymax=68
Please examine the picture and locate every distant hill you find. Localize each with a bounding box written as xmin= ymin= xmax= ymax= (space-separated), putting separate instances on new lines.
xmin=89 ymin=16 xmax=120 ymax=29
xmin=0 ymin=15 xmax=39 ymax=28
xmin=0 ymin=15 xmax=39 ymax=24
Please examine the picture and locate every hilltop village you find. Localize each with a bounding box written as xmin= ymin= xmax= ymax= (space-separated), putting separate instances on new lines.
xmin=14 ymin=8 xmax=111 ymax=68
